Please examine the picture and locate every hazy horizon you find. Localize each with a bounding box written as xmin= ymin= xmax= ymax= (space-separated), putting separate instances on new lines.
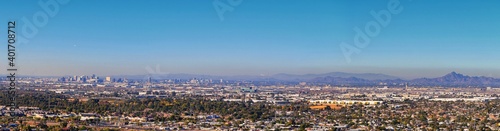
xmin=1 ymin=0 xmax=499 ymax=78
xmin=8 ymin=70 xmax=500 ymax=80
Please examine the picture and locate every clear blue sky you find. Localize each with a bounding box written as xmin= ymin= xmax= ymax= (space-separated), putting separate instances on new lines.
xmin=1 ymin=0 xmax=499 ymax=78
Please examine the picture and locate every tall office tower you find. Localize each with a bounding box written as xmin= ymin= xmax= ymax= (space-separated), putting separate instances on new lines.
xmin=81 ymin=77 xmax=87 ymax=82
xmin=105 ymin=76 xmax=112 ymax=82
xmin=59 ymin=77 xmax=66 ymax=82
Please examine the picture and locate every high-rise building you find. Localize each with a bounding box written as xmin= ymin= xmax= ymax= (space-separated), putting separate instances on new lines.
xmin=105 ymin=76 xmax=112 ymax=82
xmin=59 ymin=77 xmax=66 ymax=82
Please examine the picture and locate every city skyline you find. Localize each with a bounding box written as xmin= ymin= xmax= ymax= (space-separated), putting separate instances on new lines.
xmin=1 ymin=0 xmax=500 ymax=78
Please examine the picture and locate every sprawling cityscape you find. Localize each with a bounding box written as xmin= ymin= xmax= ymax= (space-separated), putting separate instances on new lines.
xmin=0 ymin=72 xmax=500 ymax=130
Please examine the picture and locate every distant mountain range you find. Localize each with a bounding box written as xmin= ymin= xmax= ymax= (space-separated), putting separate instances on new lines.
xmin=410 ymin=72 xmax=500 ymax=86
xmin=113 ymin=72 xmax=400 ymax=81
xmin=272 ymin=72 xmax=399 ymax=81
xmin=310 ymin=72 xmax=500 ymax=87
